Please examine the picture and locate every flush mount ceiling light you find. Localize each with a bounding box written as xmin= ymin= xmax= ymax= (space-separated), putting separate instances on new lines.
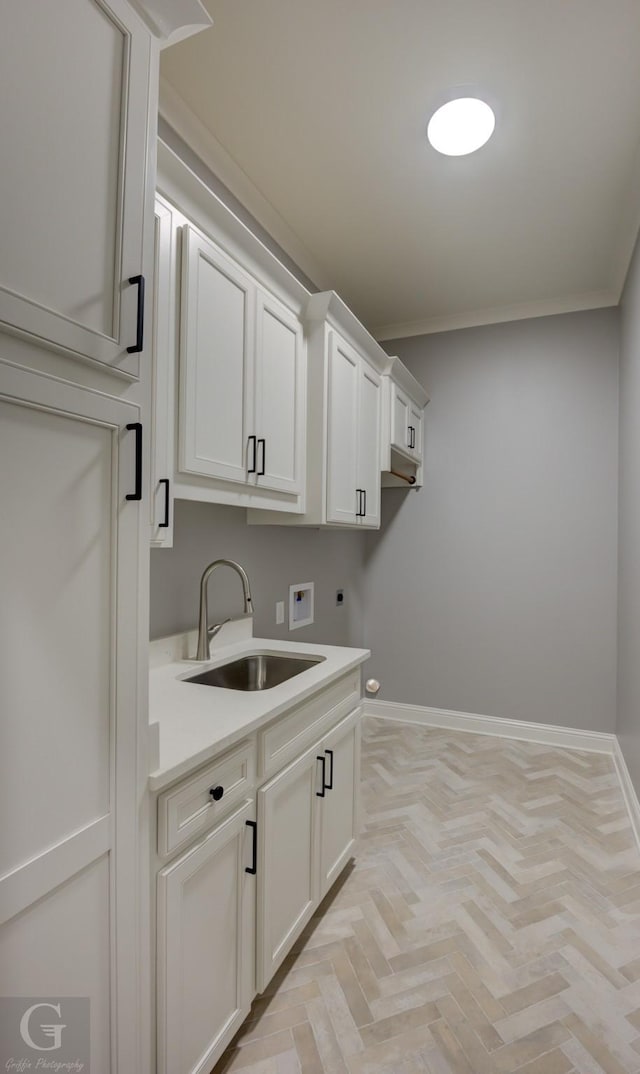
xmin=427 ymin=97 xmax=495 ymax=156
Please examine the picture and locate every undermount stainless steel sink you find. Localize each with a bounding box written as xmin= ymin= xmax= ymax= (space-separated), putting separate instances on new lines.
xmin=183 ymin=651 xmax=325 ymax=692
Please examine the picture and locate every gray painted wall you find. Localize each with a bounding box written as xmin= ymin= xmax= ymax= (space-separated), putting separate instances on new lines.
xmin=617 ymin=234 xmax=640 ymax=782
xmin=150 ymin=500 xmax=365 ymax=647
xmin=363 ymin=309 xmax=620 ymax=732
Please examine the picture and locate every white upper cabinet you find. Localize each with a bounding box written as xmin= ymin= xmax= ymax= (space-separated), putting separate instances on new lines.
xmin=391 ymin=387 xmax=411 ymax=458
xmin=357 ymin=362 xmax=382 ymax=528
xmin=390 ymin=381 xmax=424 ymax=464
xmin=382 ymin=355 xmax=429 ymax=489
xmin=249 ymin=292 xmax=386 ymax=529
xmin=254 ymin=289 xmax=304 ymax=495
xmin=180 ymin=226 xmax=254 ymax=485
xmin=177 ymin=221 xmax=305 ymax=503
xmin=0 ymin=0 xmax=153 ymax=378
xmin=326 ymin=335 xmax=360 ymax=525
xmin=326 ymin=333 xmax=381 ymax=528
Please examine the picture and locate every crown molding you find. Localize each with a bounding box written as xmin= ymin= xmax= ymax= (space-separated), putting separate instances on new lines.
xmin=158 ymin=79 xmax=333 ymax=291
xmin=372 ymin=290 xmax=619 ymax=342
xmin=306 ymin=291 xmax=390 ymax=374
xmin=384 ymin=356 xmax=430 ymax=407
xmin=132 ymin=0 xmax=212 ymax=45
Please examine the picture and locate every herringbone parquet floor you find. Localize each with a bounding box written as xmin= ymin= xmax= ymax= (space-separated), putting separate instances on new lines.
xmin=213 ymin=718 xmax=640 ymax=1074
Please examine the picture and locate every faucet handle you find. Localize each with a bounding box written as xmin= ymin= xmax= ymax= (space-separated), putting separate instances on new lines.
xmin=208 ymin=616 xmax=232 ymax=640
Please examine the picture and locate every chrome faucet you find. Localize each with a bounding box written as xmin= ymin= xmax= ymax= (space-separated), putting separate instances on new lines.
xmin=196 ymin=559 xmax=254 ymax=661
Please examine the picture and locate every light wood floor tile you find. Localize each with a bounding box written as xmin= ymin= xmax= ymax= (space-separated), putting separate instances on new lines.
xmin=213 ymin=721 xmax=640 ymax=1073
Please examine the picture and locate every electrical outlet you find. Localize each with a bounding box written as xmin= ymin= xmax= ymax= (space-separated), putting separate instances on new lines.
xmin=275 ymin=600 xmax=285 ymax=625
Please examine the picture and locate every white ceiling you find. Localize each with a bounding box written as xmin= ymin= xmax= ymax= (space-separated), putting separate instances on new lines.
xmin=160 ymin=0 xmax=640 ymax=339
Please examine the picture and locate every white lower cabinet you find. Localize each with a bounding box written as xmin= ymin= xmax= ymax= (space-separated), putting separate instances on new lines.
xmin=157 ymin=798 xmax=256 ymax=1074
xmin=256 ymin=706 xmax=361 ymax=992
xmin=154 ymin=686 xmax=363 ymax=1073
xmin=318 ymin=710 xmax=361 ymax=898
xmin=256 ymin=744 xmax=321 ymax=991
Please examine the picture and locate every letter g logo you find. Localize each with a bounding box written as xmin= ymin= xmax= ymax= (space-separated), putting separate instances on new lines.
xmin=19 ymin=1002 xmax=66 ymax=1051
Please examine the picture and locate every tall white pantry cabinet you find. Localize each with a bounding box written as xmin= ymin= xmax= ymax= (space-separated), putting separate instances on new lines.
xmin=0 ymin=2 xmax=210 ymax=1072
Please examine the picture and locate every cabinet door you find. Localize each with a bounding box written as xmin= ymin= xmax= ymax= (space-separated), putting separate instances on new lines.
xmin=357 ymin=363 xmax=382 ymax=528
xmin=326 ymin=333 xmax=359 ymax=525
xmin=179 ymin=225 xmax=254 ymax=484
xmin=409 ymin=401 xmax=424 ymax=462
xmin=253 ymin=291 xmax=304 ymax=495
xmin=318 ymin=710 xmax=361 ymax=899
xmin=157 ymin=799 xmax=256 ymax=1074
xmin=150 ymin=198 xmax=175 ymax=547
xmin=0 ymin=360 xmax=142 ymax=1071
xmin=256 ymin=746 xmax=321 ymax=992
xmin=0 ymin=0 xmax=151 ymax=377
xmin=391 ymin=385 xmax=411 ymax=456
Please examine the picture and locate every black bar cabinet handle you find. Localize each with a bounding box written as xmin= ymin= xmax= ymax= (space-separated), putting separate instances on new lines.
xmin=408 ymin=425 xmax=414 ymax=448
xmin=159 ymin=478 xmax=170 ymax=528
xmin=355 ymin=489 xmax=363 ymax=517
xmin=245 ymin=820 xmax=257 ymax=875
xmin=247 ymin=435 xmax=257 ymax=474
xmin=362 ymin=489 xmax=367 ymax=518
xmin=257 ymin=438 xmax=266 ymax=476
xmin=316 ymin=755 xmax=326 ymax=797
xmin=126 ymin=274 xmax=145 ymax=354
xmin=325 ymin=749 xmax=334 ymax=791
xmin=126 ymin=422 xmax=142 ymax=501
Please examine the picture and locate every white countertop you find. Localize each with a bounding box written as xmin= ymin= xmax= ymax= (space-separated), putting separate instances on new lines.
xmin=148 ymin=625 xmax=370 ymax=791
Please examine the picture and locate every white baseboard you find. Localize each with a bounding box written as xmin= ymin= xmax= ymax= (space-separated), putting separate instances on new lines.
xmin=612 ymin=739 xmax=640 ymax=853
xmin=362 ymin=698 xmax=617 ymax=755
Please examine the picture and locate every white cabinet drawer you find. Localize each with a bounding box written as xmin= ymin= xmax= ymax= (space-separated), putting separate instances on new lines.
xmin=158 ymin=739 xmax=256 ymax=856
xmin=258 ymin=670 xmax=360 ymax=780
